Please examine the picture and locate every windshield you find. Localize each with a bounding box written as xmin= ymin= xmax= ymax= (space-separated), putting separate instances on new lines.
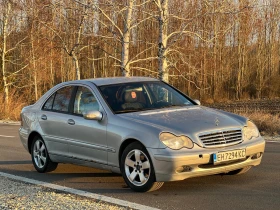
xmin=99 ymin=81 xmax=195 ymax=114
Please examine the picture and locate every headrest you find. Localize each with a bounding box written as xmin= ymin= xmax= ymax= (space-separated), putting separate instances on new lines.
xmin=124 ymin=91 xmax=138 ymax=103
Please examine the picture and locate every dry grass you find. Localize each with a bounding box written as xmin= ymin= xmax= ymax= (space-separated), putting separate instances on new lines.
xmin=0 ymin=92 xmax=27 ymax=121
xmin=238 ymin=112 xmax=280 ymax=136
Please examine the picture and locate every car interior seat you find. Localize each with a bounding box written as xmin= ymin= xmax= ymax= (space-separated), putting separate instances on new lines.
xmin=121 ymin=91 xmax=145 ymax=110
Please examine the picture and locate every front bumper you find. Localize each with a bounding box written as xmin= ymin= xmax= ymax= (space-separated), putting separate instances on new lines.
xmin=148 ymin=136 xmax=265 ymax=182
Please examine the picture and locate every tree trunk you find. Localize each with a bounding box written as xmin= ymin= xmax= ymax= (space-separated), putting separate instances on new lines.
xmin=157 ymin=0 xmax=169 ymax=82
xmin=72 ymin=53 xmax=80 ymax=80
xmin=121 ymin=0 xmax=135 ymax=77
xmin=50 ymin=39 xmax=54 ymax=86
xmin=1 ymin=1 xmax=11 ymax=106
xmin=30 ymin=31 xmax=38 ymax=100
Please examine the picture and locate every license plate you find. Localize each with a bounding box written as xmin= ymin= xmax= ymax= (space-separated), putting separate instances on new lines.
xmin=213 ymin=149 xmax=246 ymax=164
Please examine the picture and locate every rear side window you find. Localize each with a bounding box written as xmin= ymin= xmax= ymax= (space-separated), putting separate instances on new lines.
xmin=52 ymin=86 xmax=73 ymax=112
xmin=43 ymin=94 xmax=55 ymax=110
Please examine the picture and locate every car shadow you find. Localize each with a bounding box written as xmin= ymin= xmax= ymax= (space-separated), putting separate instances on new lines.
xmin=0 ymin=160 xmax=261 ymax=195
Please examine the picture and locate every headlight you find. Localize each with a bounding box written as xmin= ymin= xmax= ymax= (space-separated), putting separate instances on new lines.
xmin=159 ymin=132 xmax=194 ymax=150
xmin=243 ymin=120 xmax=259 ymax=140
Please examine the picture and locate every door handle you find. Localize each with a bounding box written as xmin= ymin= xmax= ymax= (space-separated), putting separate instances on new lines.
xmin=67 ymin=119 xmax=75 ymax=125
xmin=41 ymin=115 xmax=47 ymax=120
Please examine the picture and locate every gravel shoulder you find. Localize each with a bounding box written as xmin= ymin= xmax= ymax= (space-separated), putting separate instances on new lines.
xmin=0 ymin=177 xmax=126 ymax=210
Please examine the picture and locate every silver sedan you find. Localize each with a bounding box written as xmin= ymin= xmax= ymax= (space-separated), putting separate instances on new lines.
xmin=19 ymin=77 xmax=265 ymax=192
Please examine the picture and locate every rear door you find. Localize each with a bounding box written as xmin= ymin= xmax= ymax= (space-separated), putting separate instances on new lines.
xmin=39 ymin=85 xmax=74 ymax=158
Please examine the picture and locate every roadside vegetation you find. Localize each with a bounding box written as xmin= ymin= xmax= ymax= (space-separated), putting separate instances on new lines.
xmin=209 ymin=99 xmax=280 ymax=136
xmin=0 ymin=92 xmax=26 ymax=121
xmin=242 ymin=112 xmax=280 ymax=136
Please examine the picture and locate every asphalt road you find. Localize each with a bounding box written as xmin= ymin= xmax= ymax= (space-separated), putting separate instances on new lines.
xmin=0 ymin=123 xmax=279 ymax=210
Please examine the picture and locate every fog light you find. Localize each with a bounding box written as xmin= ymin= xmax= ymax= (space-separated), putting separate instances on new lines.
xmin=182 ymin=166 xmax=192 ymax=172
xmin=176 ymin=166 xmax=184 ymax=173
xmin=176 ymin=165 xmax=192 ymax=173
xmin=252 ymin=153 xmax=262 ymax=160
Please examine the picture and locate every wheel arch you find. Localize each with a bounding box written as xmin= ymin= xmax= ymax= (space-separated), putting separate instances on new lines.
xmin=118 ymin=138 xmax=153 ymax=167
xmin=28 ymin=131 xmax=43 ymax=154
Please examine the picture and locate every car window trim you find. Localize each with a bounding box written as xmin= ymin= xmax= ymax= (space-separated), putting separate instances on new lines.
xmin=69 ymin=86 xmax=84 ymax=117
xmin=50 ymin=92 xmax=57 ymax=110
xmin=69 ymin=86 xmax=78 ymax=114
xmin=42 ymin=92 xmax=56 ymax=111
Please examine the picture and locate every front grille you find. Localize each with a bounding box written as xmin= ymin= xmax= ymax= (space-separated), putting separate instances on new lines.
xmin=199 ymin=129 xmax=243 ymax=148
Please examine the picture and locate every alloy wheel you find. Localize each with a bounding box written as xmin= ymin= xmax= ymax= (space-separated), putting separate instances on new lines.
xmin=33 ymin=139 xmax=47 ymax=169
xmin=124 ymin=149 xmax=151 ymax=186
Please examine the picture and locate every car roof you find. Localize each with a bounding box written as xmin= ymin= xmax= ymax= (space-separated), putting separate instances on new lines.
xmin=83 ymin=76 xmax=159 ymax=86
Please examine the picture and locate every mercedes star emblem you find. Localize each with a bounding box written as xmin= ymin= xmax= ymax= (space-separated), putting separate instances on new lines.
xmin=215 ymin=117 xmax=220 ymax=126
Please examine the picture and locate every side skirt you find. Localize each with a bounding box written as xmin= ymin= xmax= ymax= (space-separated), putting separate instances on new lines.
xmin=49 ymin=153 xmax=121 ymax=174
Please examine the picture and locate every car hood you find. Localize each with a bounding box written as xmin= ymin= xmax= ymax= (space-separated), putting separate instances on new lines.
xmin=119 ymin=106 xmax=246 ymax=139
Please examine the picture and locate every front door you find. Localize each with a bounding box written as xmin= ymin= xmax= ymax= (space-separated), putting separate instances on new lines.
xmin=67 ymin=86 xmax=108 ymax=165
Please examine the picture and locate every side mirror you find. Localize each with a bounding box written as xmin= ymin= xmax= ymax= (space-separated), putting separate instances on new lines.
xmin=83 ymin=111 xmax=103 ymax=121
xmin=193 ymin=99 xmax=201 ymax=105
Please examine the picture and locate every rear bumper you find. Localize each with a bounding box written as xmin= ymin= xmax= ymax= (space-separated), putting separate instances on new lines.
xmin=19 ymin=127 xmax=29 ymax=152
xmin=148 ymin=137 xmax=265 ymax=182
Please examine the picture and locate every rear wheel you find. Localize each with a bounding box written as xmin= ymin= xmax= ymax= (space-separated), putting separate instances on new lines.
xmin=31 ymin=136 xmax=58 ymax=173
xmin=227 ymin=166 xmax=252 ymax=175
xmin=120 ymin=142 xmax=164 ymax=192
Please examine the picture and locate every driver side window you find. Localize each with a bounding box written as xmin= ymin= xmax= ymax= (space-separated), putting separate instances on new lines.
xmin=74 ymin=86 xmax=99 ymax=115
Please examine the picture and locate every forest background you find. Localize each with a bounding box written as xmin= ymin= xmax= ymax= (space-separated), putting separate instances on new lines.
xmin=0 ymin=0 xmax=279 ymax=134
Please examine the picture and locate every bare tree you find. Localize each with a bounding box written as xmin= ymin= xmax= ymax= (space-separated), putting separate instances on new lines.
xmin=153 ymin=0 xmax=169 ymax=82
xmin=0 ymin=0 xmax=11 ymax=105
xmin=0 ymin=0 xmax=28 ymax=105
xmin=41 ymin=0 xmax=91 ymax=80
xmin=121 ymin=0 xmax=135 ymax=76
xmin=92 ymin=0 xmax=155 ymax=76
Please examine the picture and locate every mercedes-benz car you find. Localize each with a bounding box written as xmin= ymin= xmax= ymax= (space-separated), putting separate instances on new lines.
xmin=19 ymin=77 xmax=265 ymax=192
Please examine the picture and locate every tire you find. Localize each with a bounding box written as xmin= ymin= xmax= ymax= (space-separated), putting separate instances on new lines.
xmin=31 ymin=136 xmax=58 ymax=173
xmin=227 ymin=166 xmax=252 ymax=175
xmin=120 ymin=142 xmax=164 ymax=192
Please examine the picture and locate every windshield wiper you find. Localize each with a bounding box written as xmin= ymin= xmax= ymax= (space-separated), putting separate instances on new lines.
xmin=161 ymin=104 xmax=186 ymax=108
xmin=115 ymin=109 xmax=141 ymax=114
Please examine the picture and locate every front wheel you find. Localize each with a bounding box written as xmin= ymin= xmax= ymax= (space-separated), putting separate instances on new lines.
xmin=31 ymin=136 xmax=58 ymax=173
xmin=120 ymin=142 xmax=164 ymax=192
